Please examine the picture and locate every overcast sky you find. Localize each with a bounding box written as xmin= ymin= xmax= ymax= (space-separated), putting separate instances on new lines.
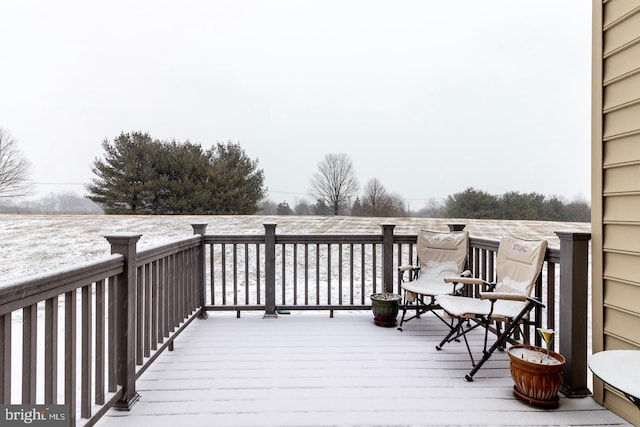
xmin=0 ymin=0 xmax=592 ymax=208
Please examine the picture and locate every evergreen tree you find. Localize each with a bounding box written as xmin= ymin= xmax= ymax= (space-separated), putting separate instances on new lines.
xmin=87 ymin=132 xmax=157 ymax=214
xmin=204 ymin=142 xmax=266 ymax=214
xmin=443 ymin=187 xmax=499 ymax=219
xmin=87 ymin=133 xmax=266 ymax=214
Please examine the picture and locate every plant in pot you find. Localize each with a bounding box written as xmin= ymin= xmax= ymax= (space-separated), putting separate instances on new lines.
xmin=507 ymin=328 xmax=566 ymax=408
xmin=370 ymin=287 xmax=402 ymax=327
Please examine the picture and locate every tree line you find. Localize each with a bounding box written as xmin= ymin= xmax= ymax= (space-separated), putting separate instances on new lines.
xmin=0 ymin=128 xmax=590 ymax=221
xmin=260 ymin=187 xmax=590 ymax=222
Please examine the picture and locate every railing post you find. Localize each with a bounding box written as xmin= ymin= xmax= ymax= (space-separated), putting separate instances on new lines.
xmin=447 ymin=223 xmax=466 ymax=232
xmin=381 ymin=223 xmax=395 ymax=293
xmin=105 ymin=233 xmax=142 ymax=410
xmin=264 ymin=223 xmax=277 ymax=318
xmin=555 ymin=230 xmax=592 ymax=398
xmin=192 ymin=223 xmax=208 ymax=319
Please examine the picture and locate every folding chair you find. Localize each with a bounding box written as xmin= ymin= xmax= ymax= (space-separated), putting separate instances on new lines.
xmin=435 ymin=236 xmax=548 ymax=381
xmin=397 ymin=230 xmax=470 ymax=331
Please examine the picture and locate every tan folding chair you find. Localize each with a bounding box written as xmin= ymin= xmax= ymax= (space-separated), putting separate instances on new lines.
xmin=435 ymin=236 xmax=548 ymax=381
xmin=397 ymin=230 xmax=470 ymax=331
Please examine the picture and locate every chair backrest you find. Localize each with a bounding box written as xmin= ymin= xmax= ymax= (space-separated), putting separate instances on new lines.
xmin=495 ymin=236 xmax=548 ymax=296
xmin=417 ymin=230 xmax=469 ymax=276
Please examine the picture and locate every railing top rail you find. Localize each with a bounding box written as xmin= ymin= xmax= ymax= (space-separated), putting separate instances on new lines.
xmin=276 ymin=234 xmax=384 ymax=244
xmin=0 ymin=254 xmax=124 ymax=316
xmin=204 ymin=234 xmax=266 ymax=245
xmin=204 ymin=234 xmax=387 ymax=245
xmin=137 ymin=235 xmax=202 ymax=265
xmin=201 ymin=232 xmax=561 ymax=261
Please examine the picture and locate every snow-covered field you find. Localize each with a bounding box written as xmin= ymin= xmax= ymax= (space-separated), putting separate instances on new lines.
xmin=0 ymin=214 xmax=591 ymax=284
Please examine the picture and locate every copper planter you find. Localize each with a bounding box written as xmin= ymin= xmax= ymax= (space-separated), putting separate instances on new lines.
xmin=507 ymin=344 xmax=566 ymax=408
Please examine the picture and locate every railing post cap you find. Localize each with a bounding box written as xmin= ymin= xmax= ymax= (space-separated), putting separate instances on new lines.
xmin=554 ymin=230 xmax=592 ymax=241
xmin=380 ymin=223 xmax=396 ymax=228
xmin=104 ymin=233 xmax=142 ymax=244
xmin=264 ymin=222 xmax=277 ymax=228
xmin=192 ymin=223 xmax=208 ymax=234
xmin=447 ymin=223 xmax=466 ymax=232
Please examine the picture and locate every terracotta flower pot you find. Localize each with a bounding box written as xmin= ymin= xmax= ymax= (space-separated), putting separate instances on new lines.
xmin=507 ymin=344 xmax=566 ymax=408
xmin=370 ymin=293 xmax=402 ymax=327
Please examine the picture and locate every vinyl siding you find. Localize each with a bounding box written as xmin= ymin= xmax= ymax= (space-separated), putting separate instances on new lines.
xmin=594 ymin=1 xmax=640 ymax=424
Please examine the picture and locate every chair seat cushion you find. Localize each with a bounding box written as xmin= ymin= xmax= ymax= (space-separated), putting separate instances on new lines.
xmin=436 ymin=294 xmax=525 ymax=319
xmin=401 ymin=274 xmax=462 ymax=296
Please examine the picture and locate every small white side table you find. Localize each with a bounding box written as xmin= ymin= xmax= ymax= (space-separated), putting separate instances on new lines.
xmin=589 ymin=350 xmax=640 ymax=410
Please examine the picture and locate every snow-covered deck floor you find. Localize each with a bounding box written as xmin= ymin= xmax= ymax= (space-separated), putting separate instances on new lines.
xmin=96 ymin=312 xmax=630 ymax=427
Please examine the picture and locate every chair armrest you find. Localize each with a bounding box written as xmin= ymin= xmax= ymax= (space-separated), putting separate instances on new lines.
xmin=444 ymin=277 xmax=486 ymax=286
xmin=398 ymin=265 xmax=417 ymax=272
xmin=480 ymin=291 xmax=526 ymax=301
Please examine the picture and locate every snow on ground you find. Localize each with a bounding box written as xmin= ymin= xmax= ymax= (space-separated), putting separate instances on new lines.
xmin=0 ymin=214 xmax=590 ymax=284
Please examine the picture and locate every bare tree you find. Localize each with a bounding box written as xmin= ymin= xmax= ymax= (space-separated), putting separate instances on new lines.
xmin=361 ymin=178 xmax=387 ymax=216
xmin=0 ymin=128 xmax=31 ymax=198
xmin=310 ymin=153 xmax=359 ymax=215
xmin=361 ymin=178 xmax=406 ymax=217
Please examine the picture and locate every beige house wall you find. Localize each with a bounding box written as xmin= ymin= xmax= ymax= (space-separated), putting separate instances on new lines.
xmin=593 ymin=1 xmax=640 ymax=424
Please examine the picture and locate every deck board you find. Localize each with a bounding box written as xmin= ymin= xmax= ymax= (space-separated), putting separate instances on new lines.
xmin=96 ymin=312 xmax=630 ymax=427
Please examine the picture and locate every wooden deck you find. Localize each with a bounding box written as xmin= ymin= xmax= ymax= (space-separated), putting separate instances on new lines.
xmin=96 ymin=312 xmax=630 ymax=427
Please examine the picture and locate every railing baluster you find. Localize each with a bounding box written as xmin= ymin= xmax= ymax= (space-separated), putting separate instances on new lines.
xmin=65 ymin=290 xmax=77 ymax=425
xmin=372 ymin=244 xmax=377 ymax=294
xmin=338 ymin=244 xmax=343 ymax=305
xmin=108 ymin=276 xmax=116 ymax=393
xmin=151 ymin=261 xmax=159 ymax=352
xmin=327 ymin=244 xmax=332 ymax=305
xmin=245 ymin=245 xmax=250 ymax=305
xmin=349 ymin=244 xmax=354 ymax=305
xmin=145 ymin=262 xmax=152 ymax=357
xmin=360 ymin=243 xmax=366 ymax=303
xmin=293 ymin=243 xmax=298 ymax=306
xmin=281 ymin=243 xmax=286 ymax=305
xmin=163 ymin=257 xmax=170 ymax=338
xmin=256 ymin=244 xmax=261 ymax=305
xmin=45 ymin=296 xmax=58 ymax=404
xmin=136 ymin=265 xmax=144 ymax=365
xmin=547 ymin=261 xmax=556 ymax=348
xmin=221 ymin=244 xmax=227 ymax=306
xmin=179 ymin=251 xmax=185 ymax=319
xmin=0 ymin=313 xmax=10 ymax=404
xmin=81 ymin=284 xmax=92 ymax=418
xmin=172 ymin=253 xmax=177 ymax=328
xmin=315 ymin=243 xmax=320 ymax=305
xmin=214 ymin=245 xmax=216 ymax=305
xmin=95 ymin=280 xmax=105 ymax=405
xmin=233 ymin=244 xmax=238 ymax=306
xmin=304 ymin=244 xmax=309 ymax=306
xmin=22 ymin=303 xmax=37 ymax=404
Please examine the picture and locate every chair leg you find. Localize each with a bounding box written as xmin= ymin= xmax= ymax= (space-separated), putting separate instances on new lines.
xmin=397 ymin=299 xmax=409 ymax=331
xmin=399 ymin=295 xmax=445 ymax=331
xmin=466 ymin=322 xmax=516 ymax=381
xmin=466 ymin=301 xmax=538 ymax=381
xmin=436 ymin=318 xmax=464 ymax=350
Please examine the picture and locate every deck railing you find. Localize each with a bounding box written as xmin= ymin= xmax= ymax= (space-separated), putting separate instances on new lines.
xmin=0 ymin=221 xmax=590 ymax=426
xmin=203 ymin=223 xmax=592 ymax=398
xmin=0 ymin=231 xmax=205 ymax=426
